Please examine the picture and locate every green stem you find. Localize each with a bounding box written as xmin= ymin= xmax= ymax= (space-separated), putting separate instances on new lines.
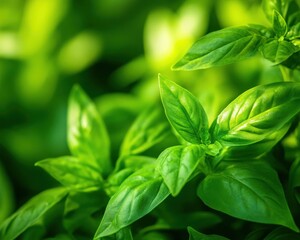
xmin=279 ymin=65 xmax=293 ymax=82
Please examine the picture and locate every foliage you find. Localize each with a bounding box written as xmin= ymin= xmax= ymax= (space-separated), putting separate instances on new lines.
xmin=1 ymin=0 xmax=300 ymax=239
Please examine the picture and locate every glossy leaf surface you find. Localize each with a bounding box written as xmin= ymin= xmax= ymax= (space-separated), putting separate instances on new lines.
xmin=198 ymin=162 xmax=298 ymax=231
xmin=172 ymin=26 xmax=265 ymax=70
xmin=212 ymin=82 xmax=300 ymax=146
xmin=68 ymin=85 xmax=111 ymax=175
xmin=159 ymin=75 xmax=209 ymax=144
xmin=36 ymin=156 xmax=103 ymax=191
xmin=120 ymin=105 xmax=170 ymax=156
xmin=0 ymin=188 xmax=67 ymax=240
xmin=158 ymin=145 xmax=205 ymax=196
xmin=94 ymin=167 xmax=170 ymax=238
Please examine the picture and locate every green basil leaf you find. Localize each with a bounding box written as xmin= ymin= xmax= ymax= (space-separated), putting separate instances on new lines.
xmin=245 ymin=228 xmax=269 ymax=240
xmin=197 ymin=162 xmax=298 ymax=231
xmin=188 ymin=227 xmax=230 ymax=240
xmin=100 ymin=227 xmax=133 ymax=240
xmin=212 ymin=82 xmax=300 ymax=147
xmin=172 ymin=26 xmax=266 ymax=70
xmin=94 ymin=167 xmax=170 ymax=238
xmin=260 ymin=39 xmax=297 ymax=63
xmin=262 ymin=0 xmax=291 ymax=22
xmin=159 ymin=75 xmax=209 ymax=144
xmin=264 ymin=227 xmax=300 ymax=240
xmin=120 ymin=105 xmax=170 ymax=156
xmin=157 ymin=145 xmax=205 ymax=196
xmin=273 ymin=10 xmax=287 ymax=36
xmin=68 ymin=85 xmax=111 ymax=175
xmin=0 ymin=163 xmax=13 ymax=223
xmin=0 ymin=188 xmax=67 ymax=240
xmin=36 ymin=156 xmax=103 ymax=192
xmin=220 ymin=123 xmax=290 ymax=160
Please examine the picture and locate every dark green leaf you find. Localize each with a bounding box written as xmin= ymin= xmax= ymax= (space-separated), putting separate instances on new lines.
xmin=157 ymin=145 xmax=205 ymax=196
xmin=94 ymin=167 xmax=170 ymax=238
xmin=264 ymin=227 xmax=300 ymax=240
xmin=273 ymin=10 xmax=287 ymax=36
xmin=36 ymin=156 xmax=103 ymax=191
xmin=260 ymin=39 xmax=297 ymax=63
xmin=159 ymin=75 xmax=209 ymax=144
xmin=188 ymin=227 xmax=230 ymax=240
xmin=262 ymin=0 xmax=291 ymax=21
xmin=68 ymin=85 xmax=111 ymax=175
xmin=120 ymin=105 xmax=170 ymax=156
xmin=0 ymin=188 xmax=67 ymax=240
xmin=289 ymin=157 xmax=300 ymax=203
xmin=198 ymin=162 xmax=298 ymax=231
xmin=212 ymin=82 xmax=300 ymax=147
xmin=172 ymin=26 xmax=266 ymax=70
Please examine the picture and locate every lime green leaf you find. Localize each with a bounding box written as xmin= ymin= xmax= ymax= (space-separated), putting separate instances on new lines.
xmin=157 ymin=145 xmax=205 ymax=196
xmin=198 ymin=162 xmax=298 ymax=231
xmin=120 ymin=105 xmax=170 ymax=156
xmin=94 ymin=167 xmax=170 ymax=238
xmin=100 ymin=227 xmax=133 ymax=240
xmin=68 ymin=85 xmax=111 ymax=175
xmin=172 ymin=26 xmax=266 ymax=70
xmin=188 ymin=227 xmax=230 ymax=240
xmin=36 ymin=156 xmax=103 ymax=192
xmin=159 ymin=75 xmax=209 ymax=144
xmin=260 ymin=39 xmax=297 ymax=63
xmin=0 ymin=188 xmax=67 ymax=240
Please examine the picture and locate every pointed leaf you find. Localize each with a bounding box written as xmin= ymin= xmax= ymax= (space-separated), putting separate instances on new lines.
xmin=94 ymin=167 xmax=170 ymax=238
xmin=158 ymin=145 xmax=205 ymax=196
xmin=36 ymin=156 xmax=103 ymax=191
xmin=159 ymin=75 xmax=209 ymax=144
xmin=0 ymin=188 xmax=67 ymax=240
xmin=262 ymin=0 xmax=291 ymax=21
xmin=120 ymin=105 xmax=170 ymax=156
xmin=212 ymin=82 xmax=300 ymax=146
xmin=273 ymin=10 xmax=287 ymax=36
xmin=172 ymin=26 xmax=266 ymax=70
xmin=260 ymin=39 xmax=297 ymax=64
xmin=68 ymin=85 xmax=111 ymax=175
xmin=198 ymin=162 xmax=298 ymax=231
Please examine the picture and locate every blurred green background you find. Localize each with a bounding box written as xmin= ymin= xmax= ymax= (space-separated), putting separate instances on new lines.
xmin=0 ymin=0 xmax=283 ymax=224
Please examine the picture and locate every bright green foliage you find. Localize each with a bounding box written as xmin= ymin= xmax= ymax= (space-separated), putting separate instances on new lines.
xmin=36 ymin=156 xmax=103 ymax=192
xmin=172 ymin=26 xmax=266 ymax=70
xmin=273 ymin=10 xmax=288 ymax=37
xmin=159 ymin=75 xmax=209 ymax=144
xmin=198 ymin=162 xmax=298 ymax=231
xmin=0 ymin=188 xmax=67 ymax=240
xmin=260 ymin=39 xmax=297 ymax=63
xmin=94 ymin=166 xmax=170 ymax=238
xmin=188 ymin=227 xmax=230 ymax=240
xmin=120 ymin=105 xmax=170 ymax=156
xmin=68 ymin=85 xmax=111 ymax=175
xmin=212 ymin=82 xmax=300 ymax=146
xmin=157 ymin=145 xmax=205 ymax=196
xmin=262 ymin=0 xmax=291 ymax=21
